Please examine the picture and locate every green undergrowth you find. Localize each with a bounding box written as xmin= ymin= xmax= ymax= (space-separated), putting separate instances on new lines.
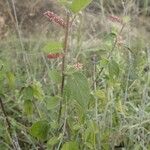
xmin=0 ymin=0 xmax=150 ymax=150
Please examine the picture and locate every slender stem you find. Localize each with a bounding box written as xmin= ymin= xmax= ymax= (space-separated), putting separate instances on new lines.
xmin=0 ymin=97 xmax=11 ymax=130
xmin=92 ymin=54 xmax=97 ymax=90
xmin=11 ymin=0 xmax=24 ymax=50
xmin=57 ymin=99 xmax=68 ymax=150
xmin=58 ymin=13 xmax=70 ymax=123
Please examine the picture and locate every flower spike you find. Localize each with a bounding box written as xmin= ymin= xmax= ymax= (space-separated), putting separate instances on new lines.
xmin=43 ymin=11 xmax=67 ymax=28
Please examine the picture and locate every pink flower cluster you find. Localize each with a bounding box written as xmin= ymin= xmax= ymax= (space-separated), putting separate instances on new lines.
xmin=73 ymin=63 xmax=83 ymax=70
xmin=116 ymin=35 xmax=125 ymax=45
xmin=43 ymin=11 xmax=67 ymax=28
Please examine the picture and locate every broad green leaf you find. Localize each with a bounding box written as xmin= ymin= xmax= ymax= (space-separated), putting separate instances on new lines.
xmin=30 ymin=120 xmax=49 ymax=140
xmin=66 ymin=72 xmax=90 ymax=108
xmin=46 ymin=96 xmax=60 ymax=110
xmin=70 ymin=0 xmax=92 ymax=13
xmin=108 ymin=59 xmax=120 ymax=78
xmin=43 ymin=41 xmax=63 ymax=53
xmin=61 ymin=141 xmax=79 ymax=150
xmin=23 ymin=99 xmax=33 ymax=115
xmin=48 ymin=69 xmax=61 ymax=84
xmin=47 ymin=136 xmax=59 ymax=147
xmin=102 ymin=33 xmax=117 ymax=50
xmin=22 ymin=86 xmax=33 ymax=100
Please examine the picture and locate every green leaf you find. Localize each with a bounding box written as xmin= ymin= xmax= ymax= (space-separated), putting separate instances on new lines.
xmin=47 ymin=136 xmax=59 ymax=147
xmin=43 ymin=41 xmax=63 ymax=53
xmin=30 ymin=120 xmax=49 ymax=140
xmin=48 ymin=69 xmax=61 ymax=84
xmin=22 ymin=86 xmax=34 ymax=100
xmin=70 ymin=0 xmax=92 ymax=13
xmin=6 ymin=72 xmax=15 ymax=88
xmin=31 ymin=81 xmax=44 ymax=100
xmin=102 ymin=33 xmax=117 ymax=50
xmin=46 ymin=96 xmax=60 ymax=110
xmin=108 ymin=59 xmax=120 ymax=78
xmin=66 ymin=72 xmax=90 ymax=108
xmin=23 ymin=99 xmax=33 ymax=115
xmin=61 ymin=141 xmax=79 ymax=150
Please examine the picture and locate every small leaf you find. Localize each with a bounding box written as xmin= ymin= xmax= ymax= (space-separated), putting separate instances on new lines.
xmin=108 ymin=59 xmax=120 ymax=78
xmin=48 ymin=69 xmax=61 ymax=84
xmin=70 ymin=0 xmax=92 ymax=13
xmin=22 ymin=86 xmax=34 ymax=99
xmin=6 ymin=72 xmax=15 ymax=88
xmin=23 ymin=100 xmax=33 ymax=115
xmin=66 ymin=72 xmax=90 ymax=108
xmin=61 ymin=141 xmax=79 ymax=150
xmin=31 ymin=81 xmax=44 ymax=100
xmin=101 ymin=33 xmax=116 ymax=51
xmin=46 ymin=96 xmax=60 ymax=110
xmin=30 ymin=120 xmax=49 ymax=140
xmin=43 ymin=41 xmax=63 ymax=53
xmin=47 ymin=136 xmax=59 ymax=147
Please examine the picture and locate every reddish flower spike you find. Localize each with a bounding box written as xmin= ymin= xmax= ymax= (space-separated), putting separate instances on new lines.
xmin=43 ymin=11 xmax=67 ymax=28
xmin=47 ymin=53 xmax=64 ymax=59
xmin=108 ymin=15 xmax=123 ymax=24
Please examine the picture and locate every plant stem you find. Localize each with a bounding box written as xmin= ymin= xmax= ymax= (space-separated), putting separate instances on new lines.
xmin=0 ymin=97 xmax=11 ymax=130
xmin=58 ymin=13 xmax=70 ymax=123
